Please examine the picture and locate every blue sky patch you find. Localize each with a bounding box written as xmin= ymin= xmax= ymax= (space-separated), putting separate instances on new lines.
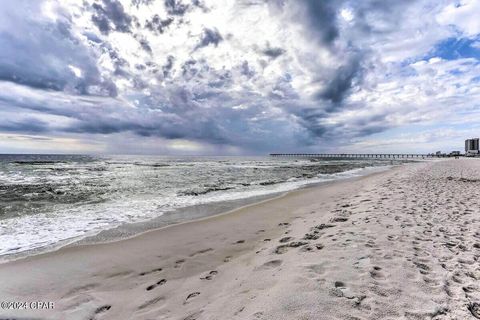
xmin=427 ymin=37 xmax=480 ymax=61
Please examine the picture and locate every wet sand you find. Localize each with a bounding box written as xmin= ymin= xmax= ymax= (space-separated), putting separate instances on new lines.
xmin=1 ymin=159 xmax=480 ymax=319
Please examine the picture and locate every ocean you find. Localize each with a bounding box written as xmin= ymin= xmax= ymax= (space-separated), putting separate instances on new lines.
xmin=0 ymin=154 xmax=407 ymax=258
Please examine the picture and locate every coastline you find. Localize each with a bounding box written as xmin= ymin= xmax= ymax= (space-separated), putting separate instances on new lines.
xmin=0 ymin=163 xmax=396 ymax=263
xmin=4 ymin=159 xmax=479 ymax=319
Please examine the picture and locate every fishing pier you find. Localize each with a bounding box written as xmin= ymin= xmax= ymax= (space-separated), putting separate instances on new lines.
xmin=269 ymin=153 xmax=449 ymax=159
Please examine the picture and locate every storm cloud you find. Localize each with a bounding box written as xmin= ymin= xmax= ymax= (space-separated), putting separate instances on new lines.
xmin=145 ymin=15 xmax=174 ymax=34
xmin=92 ymin=0 xmax=132 ymax=34
xmin=0 ymin=0 xmax=479 ymax=154
xmin=0 ymin=1 xmax=117 ymax=96
xmin=262 ymin=46 xmax=285 ymax=59
xmin=194 ymin=28 xmax=223 ymax=50
xmin=164 ymin=0 xmax=189 ymax=16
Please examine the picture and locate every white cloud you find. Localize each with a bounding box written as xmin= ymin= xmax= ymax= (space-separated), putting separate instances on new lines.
xmin=437 ymin=0 xmax=480 ymax=37
xmin=340 ymin=8 xmax=354 ymax=22
xmin=68 ymin=65 xmax=83 ymax=78
xmin=1 ymin=0 xmax=480 ymax=154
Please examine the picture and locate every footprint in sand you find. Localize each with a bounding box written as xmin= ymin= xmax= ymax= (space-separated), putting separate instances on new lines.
xmin=258 ymin=259 xmax=282 ymax=269
xmin=146 ymin=279 xmax=167 ymax=291
xmin=370 ymin=266 xmax=386 ymax=280
xmin=330 ymin=281 xmax=355 ymax=299
xmin=387 ymin=235 xmax=398 ymax=241
xmin=137 ymin=296 xmax=165 ymax=311
xmin=275 ymin=245 xmax=289 ymax=254
xmin=274 ymin=241 xmax=308 ymax=254
xmin=365 ymin=240 xmax=376 ymax=248
xmin=91 ymin=305 xmax=111 ymax=319
xmin=313 ymin=224 xmax=335 ymax=231
xmin=468 ymin=302 xmax=480 ymax=319
xmin=279 ymin=237 xmax=293 ymax=243
xmin=189 ymin=248 xmax=213 ymax=257
xmin=139 ymin=267 xmax=163 ymax=276
xmin=234 ymin=306 xmax=245 ymax=316
xmin=105 ymin=270 xmax=132 ymax=278
xmin=200 ymin=270 xmax=218 ymax=280
xmin=185 ymin=292 xmax=201 ymax=302
xmin=175 ymin=259 xmax=186 ymax=268
xmin=413 ymin=261 xmax=431 ymax=275
xmin=62 ymin=283 xmax=100 ymax=298
xmin=303 ymin=232 xmax=320 ymax=240
xmin=301 ymin=245 xmax=323 ymax=252
xmin=305 ymin=263 xmax=326 ymax=277
xmin=183 ymin=310 xmax=204 ymax=320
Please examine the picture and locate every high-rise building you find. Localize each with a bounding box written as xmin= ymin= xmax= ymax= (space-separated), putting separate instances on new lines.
xmin=465 ymin=138 xmax=480 ymax=156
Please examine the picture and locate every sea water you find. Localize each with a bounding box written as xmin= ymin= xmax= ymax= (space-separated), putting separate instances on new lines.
xmin=0 ymin=154 xmax=407 ymax=257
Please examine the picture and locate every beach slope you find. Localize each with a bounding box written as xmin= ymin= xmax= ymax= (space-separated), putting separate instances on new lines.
xmin=1 ymin=159 xmax=480 ymax=319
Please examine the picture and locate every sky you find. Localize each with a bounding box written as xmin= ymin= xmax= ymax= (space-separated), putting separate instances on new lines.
xmin=1 ymin=0 xmax=480 ymax=155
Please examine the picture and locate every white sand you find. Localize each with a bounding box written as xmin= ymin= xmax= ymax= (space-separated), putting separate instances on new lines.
xmin=1 ymin=159 xmax=480 ymax=319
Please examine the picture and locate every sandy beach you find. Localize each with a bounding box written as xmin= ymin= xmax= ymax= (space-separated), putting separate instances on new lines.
xmin=1 ymin=159 xmax=480 ymax=319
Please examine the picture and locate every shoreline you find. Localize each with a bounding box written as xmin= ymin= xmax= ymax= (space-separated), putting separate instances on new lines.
xmin=0 ymin=163 xmax=396 ymax=264
xmin=4 ymin=159 xmax=479 ymax=319
xmin=0 ymin=161 xmax=414 ymax=320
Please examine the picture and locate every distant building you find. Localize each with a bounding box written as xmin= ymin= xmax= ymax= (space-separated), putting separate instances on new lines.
xmin=450 ymin=151 xmax=460 ymax=156
xmin=465 ymin=138 xmax=480 ymax=156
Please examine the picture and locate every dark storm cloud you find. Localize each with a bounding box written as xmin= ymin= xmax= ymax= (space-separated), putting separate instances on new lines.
xmin=0 ymin=118 xmax=49 ymax=133
xmin=69 ymin=115 xmax=229 ymax=144
xmin=162 ymin=55 xmax=175 ymax=77
xmin=139 ymin=39 xmax=152 ymax=53
xmin=181 ymin=59 xmax=198 ymax=78
xmin=0 ymin=78 xmax=275 ymax=149
xmin=83 ymin=31 xmax=103 ymax=44
xmin=281 ymin=0 xmax=415 ymax=143
xmin=0 ymin=0 xmax=450 ymax=154
xmin=318 ymin=53 xmax=363 ymax=105
xmin=303 ymin=0 xmax=363 ymax=106
xmin=194 ymin=28 xmax=223 ymax=50
xmin=307 ymin=0 xmax=416 ymax=105
xmin=240 ymin=61 xmax=255 ymax=78
xmin=349 ymin=0 xmax=417 ymax=35
xmin=0 ymin=0 xmax=378 ymax=151
xmin=145 ymin=15 xmax=174 ymax=34
xmin=164 ymin=0 xmax=189 ymax=15
xmin=0 ymin=1 xmax=117 ymax=97
xmin=134 ymin=35 xmax=153 ymax=54
xmin=328 ymin=112 xmax=390 ymax=141
xmin=191 ymin=0 xmax=208 ymax=11
xmin=264 ymin=0 xmax=361 ymax=142
xmin=262 ymin=46 xmax=285 ymax=59
xmin=92 ymin=0 xmax=132 ymax=34
xmin=131 ymin=0 xmax=155 ymax=7
xmin=91 ymin=10 xmax=110 ymax=34
xmin=288 ymin=103 xmax=390 ymax=145
xmin=108 ymin=48 xmax=129 ymax=69
xmin=302 ymin=0 xmax=341 ymax=45
xmin=288 ymin=105 xmax=328 ymax=141
xmin=208 ymin=70 xmax=233 ymax=89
